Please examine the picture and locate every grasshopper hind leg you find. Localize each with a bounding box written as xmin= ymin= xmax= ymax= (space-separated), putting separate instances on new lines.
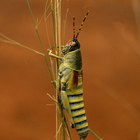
xmin=60 ymin=88 xmax=75 ymax=128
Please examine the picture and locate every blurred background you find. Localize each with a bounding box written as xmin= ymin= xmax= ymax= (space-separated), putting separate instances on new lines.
xmin=0 ymin=0 xmax=140 ymax=140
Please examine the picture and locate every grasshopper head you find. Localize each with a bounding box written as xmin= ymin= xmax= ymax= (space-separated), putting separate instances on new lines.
xmin=61 ymin=38 xmax=80 ymax=55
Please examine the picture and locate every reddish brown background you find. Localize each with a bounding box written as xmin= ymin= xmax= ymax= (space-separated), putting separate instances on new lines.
xmin=0 ymin=0 xmax=140 ymax=140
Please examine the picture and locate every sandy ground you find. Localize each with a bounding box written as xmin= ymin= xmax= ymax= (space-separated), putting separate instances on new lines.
xmin=0 ymin=0 xmax=140 ymax=140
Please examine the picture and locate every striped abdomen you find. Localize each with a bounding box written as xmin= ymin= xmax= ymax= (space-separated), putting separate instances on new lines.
xmin=67 ymin=73 xmax=89 ymax=139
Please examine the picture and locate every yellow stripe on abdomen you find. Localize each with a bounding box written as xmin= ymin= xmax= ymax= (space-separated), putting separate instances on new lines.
xmin=68 ymin=95 xmax=83 ymax=103
xmin=71 ymin=108 xmax=85 ymax=117
xmin=70 ymin=102 xmax=84 ymax=110
xmin=73 ymin=115 xmax=87 ymax=123
xmin=76 ymin=122 xmax=88 ymax=130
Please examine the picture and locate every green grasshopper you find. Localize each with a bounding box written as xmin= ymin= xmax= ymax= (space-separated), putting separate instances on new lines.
xmin=49 ymin=11 xmax=102 ymax=140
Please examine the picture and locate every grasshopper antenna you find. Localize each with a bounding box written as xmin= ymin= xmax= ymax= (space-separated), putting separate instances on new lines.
xmin=76 ymin=10 xmax=90 ymax=38
xmin=73 ymin=16 xmax=76 ymax=39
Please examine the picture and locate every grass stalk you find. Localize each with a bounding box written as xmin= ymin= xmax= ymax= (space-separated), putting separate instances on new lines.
xmin=62 ymin=8 xmax=69 ymax=44
xmin=54 ymin=0 xmax=60 ymax=139
xmin=50 ymin=0 xmax=72 ymax=140
xmin=26 ymin=0 xmax=55 ymax=86
xmin=44 ymin=0 xmax=56 ymax=84
xmin=50 ymin=1 xmax=59 ymax=139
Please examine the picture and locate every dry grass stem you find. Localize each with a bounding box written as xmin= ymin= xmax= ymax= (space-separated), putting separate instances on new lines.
xmin=0 ymin=33 xmax=44 ymax=56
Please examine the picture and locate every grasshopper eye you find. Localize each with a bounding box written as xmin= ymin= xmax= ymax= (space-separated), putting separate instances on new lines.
xmin=70 ymin=41 xmax=76 ymax=47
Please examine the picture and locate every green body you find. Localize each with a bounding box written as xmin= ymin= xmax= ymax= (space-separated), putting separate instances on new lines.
xmin=58 ymin=48 xmax=89 ymax=139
